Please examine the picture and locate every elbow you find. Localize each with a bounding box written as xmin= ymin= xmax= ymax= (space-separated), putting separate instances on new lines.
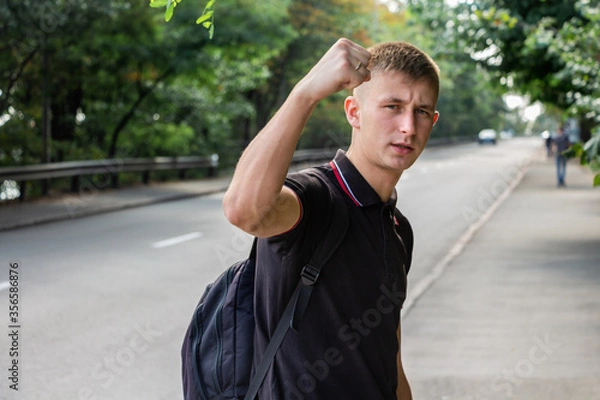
xmin=223 ymin=191 xmax=261 ymax=234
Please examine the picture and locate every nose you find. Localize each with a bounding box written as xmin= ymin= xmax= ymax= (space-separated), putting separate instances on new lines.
xmin=397 ymin=110 xmax=416 ymax=136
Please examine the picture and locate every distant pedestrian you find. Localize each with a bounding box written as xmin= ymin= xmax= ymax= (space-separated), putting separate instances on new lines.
xmin=553 ymin=126 xmax=570 ymax=187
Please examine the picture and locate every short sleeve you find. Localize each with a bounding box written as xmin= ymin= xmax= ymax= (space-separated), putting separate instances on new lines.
xmin=265 ymin=167 xmax=332 ymax=258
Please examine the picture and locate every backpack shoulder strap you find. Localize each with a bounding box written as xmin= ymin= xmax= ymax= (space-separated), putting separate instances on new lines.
xmin=244 ymin=168 xmax=349 ymax=400
xmin=291 ymin=186 xmax=348 ymax=329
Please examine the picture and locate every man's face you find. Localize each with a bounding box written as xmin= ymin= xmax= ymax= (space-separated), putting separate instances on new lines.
xmin=345 ymin=70 xmax=439 ymax=176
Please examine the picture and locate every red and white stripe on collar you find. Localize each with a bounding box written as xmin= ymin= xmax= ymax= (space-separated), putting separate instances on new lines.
xmin=330 ymin=160 xmax=363 ymax=207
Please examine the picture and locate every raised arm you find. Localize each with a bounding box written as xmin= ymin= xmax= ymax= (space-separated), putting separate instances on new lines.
xmin=223 ymin=38 xmax=371 ymax=238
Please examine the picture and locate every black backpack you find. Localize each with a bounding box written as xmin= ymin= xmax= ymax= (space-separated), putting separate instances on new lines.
xmin=181 ymin=171 xmax=349 ymax=400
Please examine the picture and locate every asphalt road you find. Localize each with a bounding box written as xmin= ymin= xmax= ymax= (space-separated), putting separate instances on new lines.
xmin=0 ymin=137 xmax=543 ymax=400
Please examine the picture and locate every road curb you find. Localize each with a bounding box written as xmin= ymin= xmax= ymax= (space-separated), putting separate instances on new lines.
xmin=401 ymin=147 xmax=544 ymax=318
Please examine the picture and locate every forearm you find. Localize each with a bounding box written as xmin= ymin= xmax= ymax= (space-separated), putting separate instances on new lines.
xmin=223 ymin=86 xmax=319 ymax=233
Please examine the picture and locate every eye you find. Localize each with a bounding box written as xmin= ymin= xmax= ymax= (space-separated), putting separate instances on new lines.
xmin=416 ymin=108 xmax=431 ymax=117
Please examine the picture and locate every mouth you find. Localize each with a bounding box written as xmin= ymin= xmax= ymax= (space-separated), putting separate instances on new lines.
xmin=391 ymin=143 xmax=414 ymax=153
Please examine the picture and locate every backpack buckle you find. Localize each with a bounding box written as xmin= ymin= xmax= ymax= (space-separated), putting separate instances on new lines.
xmin=301 ymin=264 xmax=320 ymax=286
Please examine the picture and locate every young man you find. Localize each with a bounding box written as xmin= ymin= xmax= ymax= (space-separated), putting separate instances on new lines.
xmin=223 ymin=38 xmax=440 ymax=400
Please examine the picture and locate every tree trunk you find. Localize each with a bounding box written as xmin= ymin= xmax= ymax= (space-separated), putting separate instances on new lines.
xmin=41 ymin=39 xmax=52 ymax=164
xmin=41 ymin=39 xmax=52 ymax=196
xmin=107 ymin=67 xmax=173 ymax=159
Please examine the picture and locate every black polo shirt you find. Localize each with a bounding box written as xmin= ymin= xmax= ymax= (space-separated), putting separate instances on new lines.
xmin=254 ymin=150 xmax=413 ymax=400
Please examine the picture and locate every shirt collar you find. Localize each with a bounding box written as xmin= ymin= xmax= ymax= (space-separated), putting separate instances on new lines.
xmin=330 ymin=149 xmax=397 ymax=209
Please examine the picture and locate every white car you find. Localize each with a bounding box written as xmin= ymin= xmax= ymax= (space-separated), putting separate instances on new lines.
xmin=478 ymin=129 xmax=497 ymax=145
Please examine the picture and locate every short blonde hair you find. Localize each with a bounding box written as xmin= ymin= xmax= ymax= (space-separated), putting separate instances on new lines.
xmin=368 ymin=41 xmax=440 ymax=98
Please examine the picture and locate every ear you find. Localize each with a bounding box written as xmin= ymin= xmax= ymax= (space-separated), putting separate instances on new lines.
xmin=433 ymin=111 xmax=440 ymax=126
xmin=344 ymin=96 xmax=361 ymax=129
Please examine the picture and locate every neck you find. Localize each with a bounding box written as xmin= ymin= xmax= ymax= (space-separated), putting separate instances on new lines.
xmin=346 ymin=146 xmax=402 ymax=202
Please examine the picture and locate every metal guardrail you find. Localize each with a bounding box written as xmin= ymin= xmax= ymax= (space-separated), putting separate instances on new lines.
xmin=290 ymin=148 xmax=339 ymax=164
xmin=0 ymin=140 xmax=478 ymax=202
xmin=0 ymin=139 xmax=478 ymax=202
xmin=0 ymin=149 xmax=341 ymax=201
xmin=0 ymin=154 xmax=219 ymax=201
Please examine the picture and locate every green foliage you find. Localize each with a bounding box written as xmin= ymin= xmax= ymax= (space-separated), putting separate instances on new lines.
xmin=402 ymin=0 xmax=509 ymax=139
xmin=196 ymin=0 xmax=216 ymax=38
xmin=539 ymin=1 xmax=600 ymax=123
xmin=448 ymin=0 xmax=598 ymax=133
xmin=415 ymin=0 xmax=599 ymax=184
xmin=0 ymin=119 xmax=41 ymax=166
xmin=0 ymin=0 xmax=295 ymax=166
xmin=150 ymin=0 xmax=215 ymax=38
xmin=564 ymin=133 xmax=600 ymax=187
xmin=281 ymin=0 xmax=373 ymax=149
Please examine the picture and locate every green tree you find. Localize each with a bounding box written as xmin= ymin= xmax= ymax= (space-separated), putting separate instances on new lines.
xmin=529 ymin=1 xmax=599 ymax=118
xmin=550 ymin=1 xmax=600 ymax=185
xmin=150 ymin=0 xmax=215 ymax=38
xmin=0 ymin=0 xmax=296 ymax=170
xmin=280 ymin=0 xmax=375 ymax=150
xmin=0 ymin=0 xmax=183 ymax=163
xmin=448 ymin=0 xmax=598 ymax=141
xmin=398 ymin=0 xmax=509 ymax=140
xmin=154 ymin=0 xmax=296 ymax=165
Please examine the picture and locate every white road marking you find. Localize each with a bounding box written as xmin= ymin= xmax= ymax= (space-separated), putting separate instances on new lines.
xmin=0 ymin=281 xmax=10 ymax=292
xmin=152 ymin=232 xmax=203 ymax=249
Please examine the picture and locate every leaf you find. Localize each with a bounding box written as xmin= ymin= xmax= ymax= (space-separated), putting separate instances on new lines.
xmin=594 ymin=174 xmax=600 ymax=188
xmin=149 ymin=0 xmax=168 ymax=8
xmin=165 ymin=3 xmax=175 ymax=22
xmin=196 ymin=0 xmax=216 ymax=39
xmin=196 ymin=10 xmax=214 ymax=25
xmin=583 ymin=135 xmax=600 ymax=158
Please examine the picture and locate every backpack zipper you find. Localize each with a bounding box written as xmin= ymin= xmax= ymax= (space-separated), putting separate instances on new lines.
xmin=213 ymin=267 xmax=236 ymax=391
xmin=192 ymin=305 xmax=210 ymax=399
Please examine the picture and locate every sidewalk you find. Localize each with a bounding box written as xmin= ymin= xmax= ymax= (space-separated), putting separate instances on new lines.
xmin=0 ymin=176 xmax=232 ymax=231
xmin=402 ymin=158 xmax=600 ymax=399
